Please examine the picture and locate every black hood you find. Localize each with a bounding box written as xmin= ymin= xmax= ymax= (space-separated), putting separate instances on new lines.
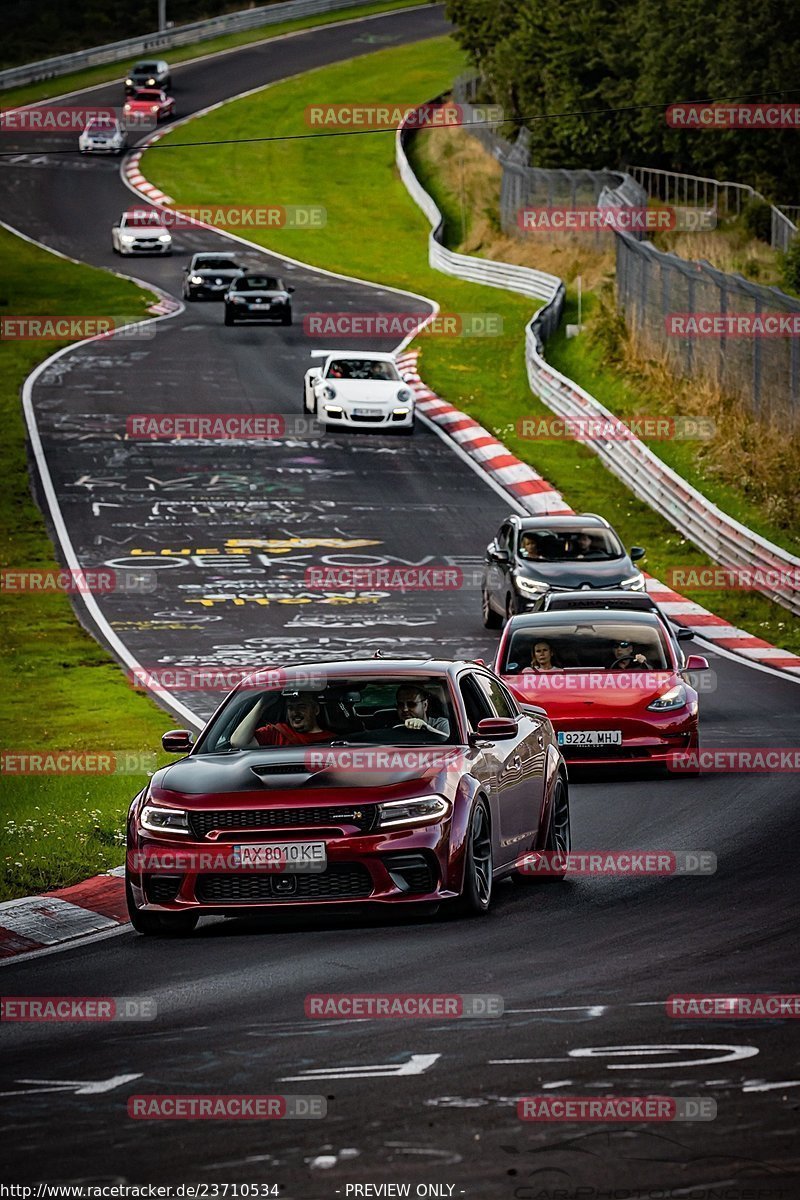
xmin=152 ymin=746 xmax=453 ymax=799
xmin=515 ymin=554 xmax=639 ymax=589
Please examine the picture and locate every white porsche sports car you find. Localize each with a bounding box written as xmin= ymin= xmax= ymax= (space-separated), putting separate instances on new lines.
xmin=303 ymin=350 xmax=415 ymax=434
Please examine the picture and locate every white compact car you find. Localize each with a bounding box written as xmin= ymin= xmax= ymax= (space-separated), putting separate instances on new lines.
xmin=78 ymin=117 xmax=128 ymax=154
xmin=303 ymin=350 xmax=415 ymax=434
xmin=111 ymin=210 xmax=172 ymax=256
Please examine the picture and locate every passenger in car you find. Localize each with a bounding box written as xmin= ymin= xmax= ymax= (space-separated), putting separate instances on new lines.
xmin=231 ymin=692 xmax=332 ymax=747
xmin=522 ymin=640 xmax=565 ymax=673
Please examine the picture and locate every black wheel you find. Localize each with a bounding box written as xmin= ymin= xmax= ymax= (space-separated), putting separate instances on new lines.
xmin=184 ymin=291 xmax=195 ymax=301
xmin=224 ymin=309 xmax=235 ymax=326
xmin=482 ymin=585 xmax=502 ymax=629
xmin=280 ymin=311 xmax=292 ymax=326
xmin=397 ymin=418 xmax=415 ymax=436
xmin=504 ymin=593 xmax=518 ymax=625
xmin=126 ymin=875 xmax=198 ymax=936
xmin=541 ymin=775 xmax=571 ymax=880
xmin=458 ymin=798 xmax=493 ymax=915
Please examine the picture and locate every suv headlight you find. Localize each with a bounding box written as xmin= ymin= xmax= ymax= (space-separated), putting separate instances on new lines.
xmin=377 ymin=795 xmax=451 ymax=829
xmin=620 ymin=573 xmax=645 ymax=591
xmin=647 ymin=683 xmax=688 ymax=711
xmin=514 ymin=573 xmax=549 ymax=596
xmin=140 ymin=804 xmax=190 ymax=834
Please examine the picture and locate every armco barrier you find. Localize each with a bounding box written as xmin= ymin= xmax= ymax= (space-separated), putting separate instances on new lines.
xmin=396 ymin=109 xmax=800 ymax=618
xmin=0 ymin=0 xmax=391 ymax=90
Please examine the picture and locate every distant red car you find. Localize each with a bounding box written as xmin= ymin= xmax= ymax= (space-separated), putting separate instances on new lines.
xmin=494 ymin=609 xmax=709 ymax=769
xmin=126 ymin=659 xmax=570 ymax=935
xmin=123 ymin=88 xmax=175 ymax=126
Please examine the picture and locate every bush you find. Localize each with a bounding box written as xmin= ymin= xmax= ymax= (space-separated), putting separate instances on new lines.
xmin=781 ymin=236 xmax=800 ymax=294
xmin=741 ymin=198 xmax=773 ymax=244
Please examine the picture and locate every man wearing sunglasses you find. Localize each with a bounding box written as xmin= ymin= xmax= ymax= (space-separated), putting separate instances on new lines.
xmin=609 ymin=639 xmax=653 ymax=670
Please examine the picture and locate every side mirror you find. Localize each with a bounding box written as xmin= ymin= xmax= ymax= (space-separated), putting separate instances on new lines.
xmin=472 ymin=717 xmax=519 ymax=741
xmin=630 ymin=546 xmax=646 ymax=561
xmin=162 ymin=729 xmax=194 ymax=754
xmin=684 ymin=655 xmax=709 ymax=671
xmin=676 ymin=627 xmax=695 ymax=641
xmin=287 ymin=285 xmax=296 ymax=293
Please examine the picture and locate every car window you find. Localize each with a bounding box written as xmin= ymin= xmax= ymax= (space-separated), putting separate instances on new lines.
xmin=474 ymin=674 xmax=516 ymax=718
xmin=234 ymin=275 xmax=281 ymax=290
xmin=323 ymin=359 xmax=400 ymax=381
xmin=496 ymin=523 xmax=513 ymax=552
xmin=459 ymin=675 xmax=493 ymax=731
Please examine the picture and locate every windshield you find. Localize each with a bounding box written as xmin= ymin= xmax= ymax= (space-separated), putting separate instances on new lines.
xmin=132 ymin=90 xmax=162 ymax=100
xmin=233 ymin=275 xmax=282 ymax=290
xmin=133 ymin=63 xmax=159 ymax=72
xmin=325 ymin=359 xmax=400 ymax=381
xmin=121 ymin=211 xmax=164 ymax=228
xmin=518 ymin=526 xmax=624 ymax=561
xmin=86 ymin=120 xmax=119 ymax=133
xmin=500 ymin=621 xmax=670 ymax=673
xmin=195 ymin=258 xmax=239 ymax=270
xmin=197 ymin=675 xmax=457 ymax=753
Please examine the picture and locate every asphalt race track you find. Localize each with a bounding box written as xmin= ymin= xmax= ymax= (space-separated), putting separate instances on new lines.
xmin=2 ymin=5 xmax=800 ymax=1195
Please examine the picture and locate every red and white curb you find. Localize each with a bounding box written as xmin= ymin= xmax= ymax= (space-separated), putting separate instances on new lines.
xmin=397 ymin=351 xmax=572 ymax=516
xmin=398 ymin=350 xmax=800 ymax=679
xmin=123 ymin=140 xmax=174 ymax=206
xmin=0 ymin=868 xmax=128 ymax=959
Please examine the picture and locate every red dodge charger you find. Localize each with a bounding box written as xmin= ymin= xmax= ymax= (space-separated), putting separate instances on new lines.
xmin=126 ymin=659 xmax=570 ymax=935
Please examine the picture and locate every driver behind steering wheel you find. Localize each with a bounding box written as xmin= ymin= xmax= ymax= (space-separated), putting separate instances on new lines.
xmin=395 ymin=685 xmax=449 ymax=739
xmin=609 ymin=639 xmax=653 ymax=671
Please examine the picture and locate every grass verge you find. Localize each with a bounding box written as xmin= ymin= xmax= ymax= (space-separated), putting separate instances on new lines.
xmin=0 ymin=226 xmax=176 ymax=900
xmin=143 ymin=37 xmax=799 ymax=657
xmin=2 ymin=0 xmax=424 ymax=109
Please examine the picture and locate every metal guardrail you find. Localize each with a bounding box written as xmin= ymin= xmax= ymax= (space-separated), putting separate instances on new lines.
xmin=396 ymin=108 xmax=800 ymax=617
xmin=627 ymin=164 xmax=798 ymax=253
xmin=0 ymin=0 xmax=387 ymax=90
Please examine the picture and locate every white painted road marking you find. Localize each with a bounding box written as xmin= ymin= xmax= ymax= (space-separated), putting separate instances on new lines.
xmin=0 ymin=1073 xmax=142 ymax=1098
xmin=281 ymin=1053 xmax=441 ymax=1081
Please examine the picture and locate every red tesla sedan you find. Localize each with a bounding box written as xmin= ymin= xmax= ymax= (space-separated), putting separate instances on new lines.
xmin=126 ymin=659 xmax=570 ymax=935
xmin=494 ymin=610 xmax=709 ymax=769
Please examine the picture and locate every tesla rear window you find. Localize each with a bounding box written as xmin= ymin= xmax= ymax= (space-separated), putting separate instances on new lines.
xmin=197 ymin=675 xmax=457 ymax=753
xmin=501 ymin=622 xmax=669 ymax=672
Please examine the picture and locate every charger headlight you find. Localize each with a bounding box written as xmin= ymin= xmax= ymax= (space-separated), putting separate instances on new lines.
xmin=140 ymin=804 xmax=190 ymax=835
xmin=377 ymin=795 xmax=451 ymax=829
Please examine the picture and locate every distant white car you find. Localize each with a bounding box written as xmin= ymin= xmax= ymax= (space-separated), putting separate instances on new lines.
xmin=303 ymin=350 xmax=415 ymax=434
xmin=111 ymin=210 xmax=172 ymax=256
xmin=79 ymin=117 xmax=127 ymax=154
